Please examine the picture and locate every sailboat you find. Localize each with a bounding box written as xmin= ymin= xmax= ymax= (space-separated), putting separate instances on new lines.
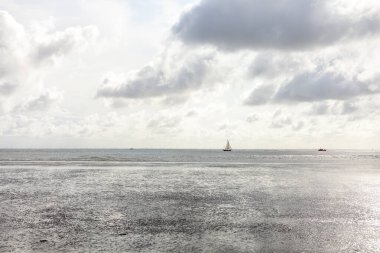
xmin=223 ymin=140 xmax=232 ymax=151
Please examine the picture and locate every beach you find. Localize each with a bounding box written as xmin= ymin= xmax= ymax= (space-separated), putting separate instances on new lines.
xmin=0 ymin=149 xmax=379 ymax=252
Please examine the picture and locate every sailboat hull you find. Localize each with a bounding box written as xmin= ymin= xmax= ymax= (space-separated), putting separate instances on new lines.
xmin=223 ymin=149 xmax=232 ymax=151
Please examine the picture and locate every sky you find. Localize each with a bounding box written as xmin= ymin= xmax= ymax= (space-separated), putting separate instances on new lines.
xmin=1 ymin=0 xmax=380 ymax=149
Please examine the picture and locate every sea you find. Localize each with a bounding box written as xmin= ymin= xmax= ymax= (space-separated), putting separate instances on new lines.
xmin=0 ymin=149 xmax=379 ymax=252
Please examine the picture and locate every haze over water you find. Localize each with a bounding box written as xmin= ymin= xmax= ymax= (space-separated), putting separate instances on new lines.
xmin=1 ymin=149 xmax=379 ymax=252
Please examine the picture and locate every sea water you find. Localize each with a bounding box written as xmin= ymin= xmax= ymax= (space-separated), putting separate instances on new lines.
xmin=0 ymin=149 xmax=379 ymax=252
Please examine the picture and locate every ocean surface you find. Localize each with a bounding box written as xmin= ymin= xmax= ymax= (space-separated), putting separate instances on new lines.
xmin=0 ymin=149 xmax=379 ymax=252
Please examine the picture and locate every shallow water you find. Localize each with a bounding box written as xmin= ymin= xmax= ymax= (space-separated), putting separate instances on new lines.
xmin=0 ymin=150 xmax=379 ymax=252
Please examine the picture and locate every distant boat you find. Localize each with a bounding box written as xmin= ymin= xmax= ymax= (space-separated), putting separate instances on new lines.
xmin=318 ymin=148 xmax=327 ymax=151
xmin=223 ymin=140 xmax=232 ymax=151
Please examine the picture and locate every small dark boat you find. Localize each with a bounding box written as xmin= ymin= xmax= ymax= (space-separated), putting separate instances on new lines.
xmin=318 ymin=148 xmax=327 ymax=151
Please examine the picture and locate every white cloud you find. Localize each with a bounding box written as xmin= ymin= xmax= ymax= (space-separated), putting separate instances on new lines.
xmin=1 ymin=1 xmax=380 ymax=149
xmin=0 ymin=10 xmax=98 ymax=113
xmin=147 ymin=115 xmax=182 ymax=135
xmin=0 ymin=10 xmax=29 ymax=96
xmin=246 ymin=114 xmax=259 ymax=123
xmin=33 ymin=25 xmax=98 ymax=64
xmin=0 ymin=83 xmax=17 ymax=96
xmin=12 ymin=89 xmax=63 ymax=113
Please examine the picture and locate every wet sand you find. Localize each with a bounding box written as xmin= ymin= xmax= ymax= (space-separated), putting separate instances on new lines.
xmin=1 ymin=164 xmax=380 ymax=252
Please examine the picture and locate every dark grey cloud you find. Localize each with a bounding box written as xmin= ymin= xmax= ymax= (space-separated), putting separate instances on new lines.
xmin=245 ymin=71 xmax=380 ymax=105
xmin=173 ymin=0 xmax=380 ymax=50
xmin=97 ymin=53 xmax=214 ymax=99
xmin=275 ymin=72 xmax=379 ymax=102
xmin=308 ymin=101 xmax=359 ymax=116
xmin=248 ymin=53 xmax=302 ymax=79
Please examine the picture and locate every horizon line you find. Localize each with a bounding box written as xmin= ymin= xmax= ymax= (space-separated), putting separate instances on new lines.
xmin=0 ymin=148 xmax=378 ymax=151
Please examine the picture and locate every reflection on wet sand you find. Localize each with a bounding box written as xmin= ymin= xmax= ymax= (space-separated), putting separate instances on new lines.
xmin=0 ymin=164 xmax=379 ymax=252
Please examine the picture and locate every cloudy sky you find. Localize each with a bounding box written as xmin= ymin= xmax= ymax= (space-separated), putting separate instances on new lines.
xmin=1 ymin=0 xmax=380 ymax=149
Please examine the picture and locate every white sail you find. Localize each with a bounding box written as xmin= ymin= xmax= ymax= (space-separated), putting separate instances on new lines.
xmin=224 ymin=140 xmax=232 ymax=151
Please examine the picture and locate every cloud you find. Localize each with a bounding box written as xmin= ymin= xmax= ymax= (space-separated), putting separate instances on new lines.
xmin=275 ymin=72 xmax=380 ymax=102
xmin=0 ymin=10 xmax=26 ymax=48
xmin=244 ymin=85 xmax=275 ymax=106
xmin=0 ymin=10 xmax=28 ymax=97
xmin=248 ymin=53 xmax=305 ymax=79
xmin=97 ymin=47 xmax=215 ymax=100
xmin=308 ymin=101 xmax=359 ymax=116
xmin=147 ymin=115 xmax=181 ymax=135
xmin=0 ymin=83 xmax=17 ymax=96
xmin=271 ymin=116 xmax=292 ymax=129
xmin=173 ymin=0 xmax=380 ymax=50
xmin=186 ymin=110 xmax=197 ymax=117
xmin=33 ymin=25 xmax=98 ymax=64
xmin=308 ymin=102 xmax=330 ymax=115
xmin=12 ymin=89 xmax=63 ymax=113
xmin=246 ymin=114 xmax=259 ymax=123
xmin=0 ymin=9 xmax=98 ymax=73
xmin=245 ymin=70 xmax=380 ymax=105
xmin=270 ymin=110 xmax=304 ymax=131
xmin=0 ymin=111 xmax=130 ymax=139
xmin=0 ymin=10 xmax=98 ymax=113
xmin=161 ymin=95 xmax=188 ymax=106
xmin=0 ymin=9 xmax=98 ymax=108
xmin=342 ymin=101 xmax=358 ymax=115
